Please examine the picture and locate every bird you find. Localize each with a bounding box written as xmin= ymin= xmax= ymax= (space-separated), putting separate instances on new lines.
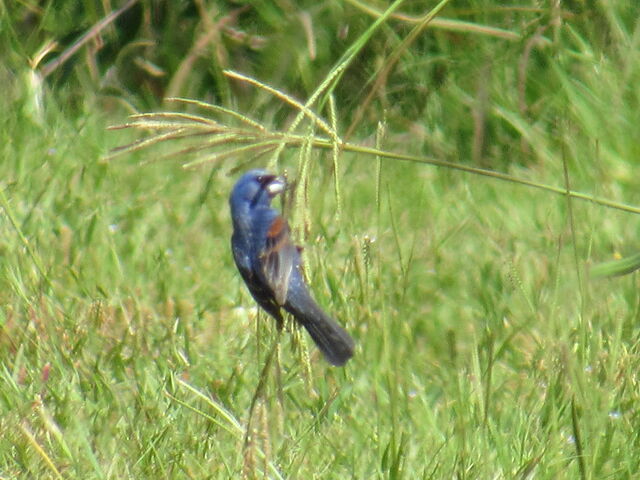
xmin=229 ymin=169 xmax=355 ymax=366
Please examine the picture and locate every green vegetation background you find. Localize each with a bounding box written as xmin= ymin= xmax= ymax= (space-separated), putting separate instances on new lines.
xmin=1 ymin=1 xmax=639 ymax=478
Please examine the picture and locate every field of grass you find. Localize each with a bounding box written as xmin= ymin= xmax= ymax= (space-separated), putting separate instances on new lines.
xmin=1 ymin=1 xmax=640 ymax=478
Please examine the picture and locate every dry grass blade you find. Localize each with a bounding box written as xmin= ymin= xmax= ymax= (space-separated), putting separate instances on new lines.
xmin=106 ymin=128 xmax=189 ymax=159
xmin=109 ymin=122 xmax=212 ymax=132
xmin=19 ymin=423 xmax=64 ymax=480
xmin=107 ymin=95 xmax=640 ymax=216
xmin=154 ymin=133 xmax=246 ymax=159
xmin=167 ymin=97 xmax=268 ymax=132
xmin=347 ymin=0 xmax=522 ymax=41
xmin=328 ymin=94 xmax=342 ymax=220
xmin=40 ymin=0 xmax=140 ymax=78
xmin=127 ymin=111 xmax=221 ymax=126
xmin=224 ymin=70 xmax=340 ymax=143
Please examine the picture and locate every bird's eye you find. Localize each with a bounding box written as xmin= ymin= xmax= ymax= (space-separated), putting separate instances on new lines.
xmin=256 ymin=174 xmax=276 ymax=187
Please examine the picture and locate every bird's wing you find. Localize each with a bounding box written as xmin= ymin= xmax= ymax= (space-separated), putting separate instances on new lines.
xmin=257 ymin=214 xmax=296 ymax=306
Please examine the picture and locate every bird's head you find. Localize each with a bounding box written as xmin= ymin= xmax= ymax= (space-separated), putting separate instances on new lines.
xmin=230 ymin=170 xmax=286 ymax=212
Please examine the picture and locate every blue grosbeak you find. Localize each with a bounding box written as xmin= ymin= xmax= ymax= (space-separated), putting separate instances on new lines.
xmin=230 ymin=170 xmax=354 ymax=366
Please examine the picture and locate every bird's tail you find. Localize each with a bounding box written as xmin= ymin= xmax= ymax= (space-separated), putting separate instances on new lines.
xmin=284 ymin=286 xmax=354 ymax=366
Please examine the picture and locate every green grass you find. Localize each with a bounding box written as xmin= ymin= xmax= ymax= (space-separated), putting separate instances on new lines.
xmin=2 ymin=1 xmax=640 ymax=479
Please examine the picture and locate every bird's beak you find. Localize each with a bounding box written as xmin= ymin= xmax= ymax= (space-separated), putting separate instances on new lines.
xmin=259 ymin=175 xmax=286 ymax=197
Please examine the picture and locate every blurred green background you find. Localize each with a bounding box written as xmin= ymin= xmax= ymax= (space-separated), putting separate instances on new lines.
xmin=1 ymin=1 xmax=639 ymax=478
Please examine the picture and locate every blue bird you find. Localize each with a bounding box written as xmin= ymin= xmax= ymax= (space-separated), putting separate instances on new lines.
xmin=229 ymin=170 xmax=354 ymax=366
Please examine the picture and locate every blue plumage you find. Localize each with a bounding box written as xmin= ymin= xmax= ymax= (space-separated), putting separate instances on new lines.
xmin=229 ymin=170 xmax=354 ymax=366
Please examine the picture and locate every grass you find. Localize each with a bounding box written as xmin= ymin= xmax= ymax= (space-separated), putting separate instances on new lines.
xmin=2 ymin=1 xmax=640 ymax=479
